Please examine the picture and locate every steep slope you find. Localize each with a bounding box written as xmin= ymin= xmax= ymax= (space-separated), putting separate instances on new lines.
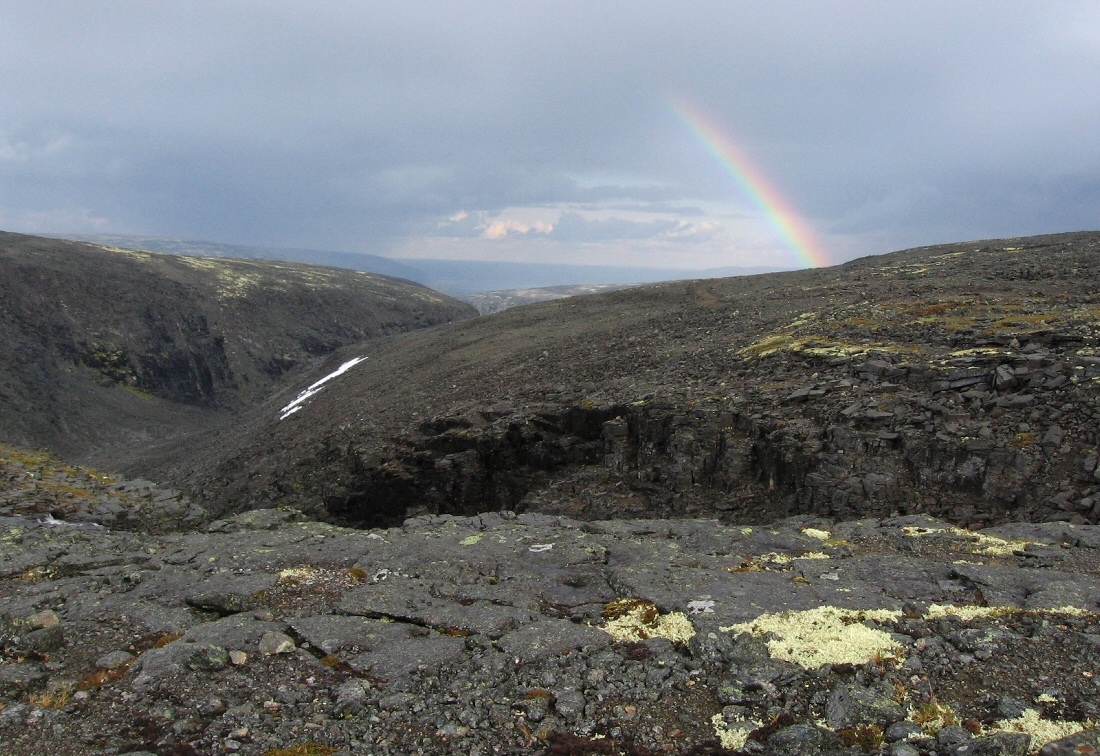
xmin=164 ymin=231 xmax=1100 ymax=529
xmin=0 ymin=231 xmax=477 ymax=461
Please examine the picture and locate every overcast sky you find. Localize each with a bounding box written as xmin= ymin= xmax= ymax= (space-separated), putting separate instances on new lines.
xmin=2 ymin=2 xmax=1098 ymax=270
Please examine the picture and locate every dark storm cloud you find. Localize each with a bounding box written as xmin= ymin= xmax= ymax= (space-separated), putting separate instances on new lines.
xmin=1 ymin=1 xmax=1097 ymax=265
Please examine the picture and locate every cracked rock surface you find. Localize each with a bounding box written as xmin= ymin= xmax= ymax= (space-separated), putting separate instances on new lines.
xmin=3 ymin=507 xmax=1099 ymax=754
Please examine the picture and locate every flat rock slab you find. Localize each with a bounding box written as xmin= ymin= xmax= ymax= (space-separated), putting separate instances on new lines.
xmin=2 ymin=507 xmax=1099 ymax=754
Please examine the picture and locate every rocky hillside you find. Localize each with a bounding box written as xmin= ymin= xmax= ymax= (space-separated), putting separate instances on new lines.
xmin=0 ymin=232 xmax=476 ymax=461
xmin=161 ymin=232 xmax=1100 ymax=529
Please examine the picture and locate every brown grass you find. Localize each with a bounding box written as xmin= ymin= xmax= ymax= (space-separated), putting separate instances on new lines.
xmin=261 ymin=743 xmax=337 ymax=756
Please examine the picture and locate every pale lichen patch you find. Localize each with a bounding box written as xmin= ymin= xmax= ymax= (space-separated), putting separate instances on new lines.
xmin=948 ymin=347 xmax=1009 ymax=357
xmin=925 ymin=604 xmax=1095 ymax=621
xmin=600 ymin=599 xmax=696 ymax=644
xmin=711 ymin=713 xmax=760 ymax=751
xmin=801 ymin=528 xmax=832 ymax=541
xmin=278 ymin=566 xmax=320 ymax=583
xmin=902 ymin=524 xmax=1036 ymax=556
xmin=925 ymin=604 xmax=1009 ymax=621
xmin=722 ymin=606 xmax=903 ymax=669
xmin=93 ymin=244 xmax=154 ymax=261
xmin=992 ymin=709 xmax=1092 ymax=752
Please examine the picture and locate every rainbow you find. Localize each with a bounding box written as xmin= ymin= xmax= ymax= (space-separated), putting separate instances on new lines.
xmin=669 ymin=98 xmax=830 ymax=268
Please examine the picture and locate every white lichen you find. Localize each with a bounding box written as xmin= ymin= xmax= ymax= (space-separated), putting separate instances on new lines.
xmin=601 ymin=599 xmax=697 ymax=644
xmin=901 ymin=524 xmax=1036 ymax=556
xmin=722 ymin=606 xmax=903 ymax=669
xmin=278 ymin=566 xmax=319 ymax=582
xmin=925 ymin=604 xmax=1009 ymax=621
xmin=801 ymin=528 xmax=832 ymax=541
xmin=992 ymin=708 xmax=1091 ymax=751
xmin=711 ymin=713 xmax=761 ymax=750
xmin=926 ymin=604 xmax=1094 ymax=621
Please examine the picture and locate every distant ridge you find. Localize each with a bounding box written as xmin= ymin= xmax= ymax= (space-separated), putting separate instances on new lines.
xmin=54 ymin=233 xmax=792 ymax=296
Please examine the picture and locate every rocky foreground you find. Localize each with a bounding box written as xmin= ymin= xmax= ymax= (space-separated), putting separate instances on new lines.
xmin=3 ymin=500 xmax=1099 ymax=755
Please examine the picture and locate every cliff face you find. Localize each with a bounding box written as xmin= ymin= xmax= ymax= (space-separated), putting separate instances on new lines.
xmin=168 ymin=232 xmax=1100 ymax=528
xmin=0 ymin=231 xmax=477 ymax=460
xmin=317 ymin=337 xmax=1100 ymax=529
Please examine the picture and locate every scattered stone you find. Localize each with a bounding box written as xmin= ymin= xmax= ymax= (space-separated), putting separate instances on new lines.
xmin=95 ymin=650 xmax=136 ymax=670
xmin=766 ymin=722 xmax=845 ymax=754
xmin=0 ymin=664 xmax=47 ymax=697
xmin=28 ymin=610 xmax=59 ymax=629
xmin=826 ymin=682 xmax=907 ymax=728
xmin=1040 ymin=728 xmax=1100 ymax=755
xmin=258 ymin=631 xmax=296 ymax=655
xmin=186 ymin=644 xmax=230 ymax=671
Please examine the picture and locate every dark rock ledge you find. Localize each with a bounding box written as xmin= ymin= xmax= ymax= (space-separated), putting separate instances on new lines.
xmin=2 ymin=508 xmax=1099 ymax=755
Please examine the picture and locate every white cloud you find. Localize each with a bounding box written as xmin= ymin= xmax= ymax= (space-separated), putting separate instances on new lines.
xmin=480 ymin=218 xmax=553 ymax=239
xmin=0 ymin=129 xmax=73 ymax=162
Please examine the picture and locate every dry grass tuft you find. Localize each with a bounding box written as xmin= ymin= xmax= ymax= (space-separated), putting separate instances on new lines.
xmin=153 ymin=632 xmax=182 ymax=648
xmin=261 ymin=743 xmax=338 ymax=756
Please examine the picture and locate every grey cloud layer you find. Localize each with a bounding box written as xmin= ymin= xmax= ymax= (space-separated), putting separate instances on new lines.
xmin=1 ymin=1 xmax=1097 ymax=262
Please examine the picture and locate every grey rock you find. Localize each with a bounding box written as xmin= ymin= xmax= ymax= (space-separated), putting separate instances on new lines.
xmin=884 ymin=721 xmax=925 ymax=742
xmin=553 ymin=688 xmax=586 ymax=720
xmin=22 ymin=624 xmax=64 ymax=652
xmin=766 ymin=722 xmax=845 ymax=755
xmin=345 ymin=628 xmax=467 ymax=687
xmin=338 ymin=576 xmax=532 ymax=639
xmin=333 ymin=678 xmax=372 ymax=715
xmin=937 ymin=724 xmax=973 ymax=747
xmin=996 ymin=696 xmax=1031 ymax=720
xmin=949 ymin=732 xmax=1030 ymax=755
xmin=825 ymin=682 xmax=906 ymax=729
xmin=496 ymin=619 xmax=610 ymax=663
xmin=183 ymin=572 xmax=278 ymax=614
xmin=889 ymin=743 xmax=921 ymax=756
xmin=258 ymin=631 xmax=295 ymax=655
xmin=0 ymin=663 xmax=46 ymax=697
xmin=186 ymin=644 xmax=230 ymax=671
xmin=1040 ymin=728 xmax=1100 ymax=755
xmin=688 ymin=629 xmax=736 ymax=666
xmin=95 ymin=650 xmax=136 ymax=670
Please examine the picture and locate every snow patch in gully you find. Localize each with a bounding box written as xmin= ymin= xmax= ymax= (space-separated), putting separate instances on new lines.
xmin=279 ymin=356 xmax=366 ymax=420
